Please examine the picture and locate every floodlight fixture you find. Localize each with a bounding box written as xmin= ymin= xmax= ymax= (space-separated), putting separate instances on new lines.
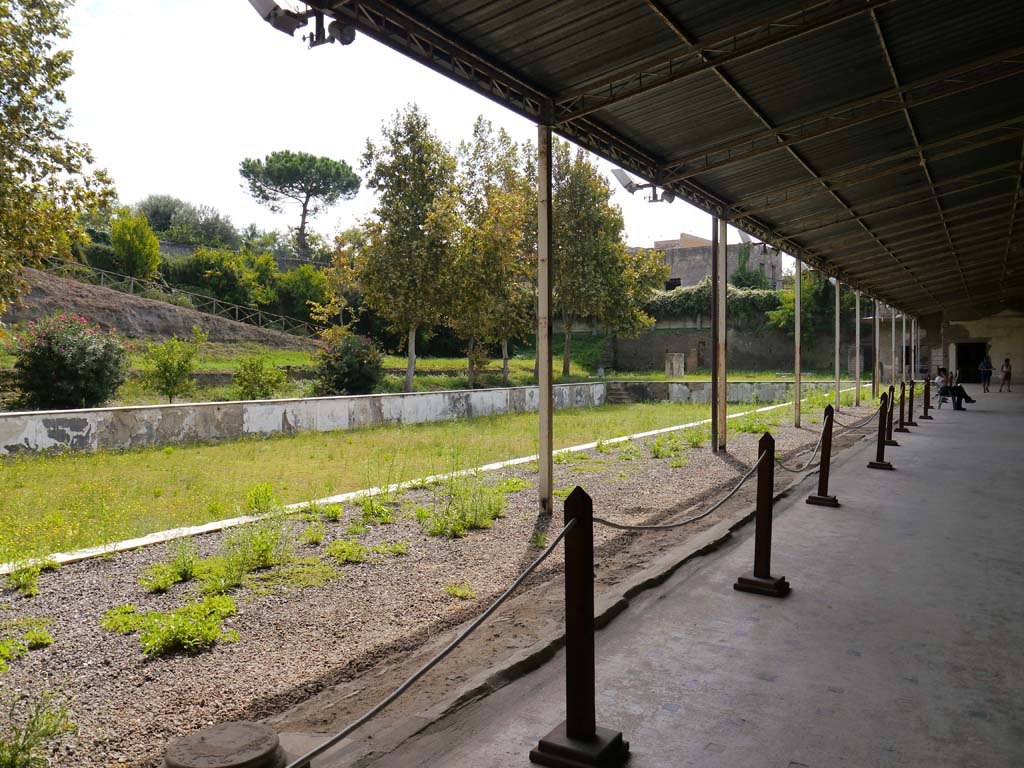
xmin=660 ymin=189 xmax=675 ymax=204
xmin=328 ymin=20 xmax=357 ymax=45
xmin=248 ymin=0 xmax=307 ymax=36
xmin=611 ymin=168 xmax=641 ymax=194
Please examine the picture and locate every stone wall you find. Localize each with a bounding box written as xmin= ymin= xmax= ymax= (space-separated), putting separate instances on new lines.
xmin=0 ymin=380 xmax=852 ymax=455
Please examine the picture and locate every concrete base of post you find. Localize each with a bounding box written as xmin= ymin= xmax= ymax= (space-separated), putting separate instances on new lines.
xmin=867 ymin=459 xmax=894 ymax=470
xmin=733 ymin=572 xmax=790 ymax=597
xmin=530 ymin=722 xmax=630 ymax=768
xmin=164 ymin=722 xmax=284 ymax=768
xmin=806 ymin=493 xmax=840 ymax=507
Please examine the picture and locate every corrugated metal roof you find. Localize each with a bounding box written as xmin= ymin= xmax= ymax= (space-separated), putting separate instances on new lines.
xmin=314 ymin=0 xmax=1024 ymax=313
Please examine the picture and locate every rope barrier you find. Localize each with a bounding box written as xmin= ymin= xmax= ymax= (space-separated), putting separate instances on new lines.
xmin=592 ymin=450 xmax=768 ymax=532
xmin=284 ymin=519 xmax=577 ymax=768
xmin=775 ymin=419 xmax=828 ymax=473
xmin=832 ymin=403 xmax=884 ymax=433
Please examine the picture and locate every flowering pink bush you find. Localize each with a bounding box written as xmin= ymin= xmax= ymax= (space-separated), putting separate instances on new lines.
xmin=10 ymin=313 xmax=129 ymax=409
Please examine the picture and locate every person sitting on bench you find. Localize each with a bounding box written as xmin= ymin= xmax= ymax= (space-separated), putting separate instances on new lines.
xmin=934 ymin=367 xmax=976 ymax=410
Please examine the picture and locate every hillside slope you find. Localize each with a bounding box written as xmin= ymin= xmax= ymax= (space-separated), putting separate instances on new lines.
xmin=2 ymin=269 xmax=311 ymax=348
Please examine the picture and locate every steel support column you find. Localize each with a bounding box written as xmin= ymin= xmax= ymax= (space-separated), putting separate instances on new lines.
xmin=855 ymin=291 xmax=861 ymax=406
xmin=890 ymin=307 xmax=897 ymax=387
xmin=712 ymin=218 xmax=728 ymax=452
xmin=794 ymin=258 xmax=802 ymax=428
xmin=537 ymin=125 xmax=553 ymax=515
xmin=901 ymin=314 xmax=907 ymax=383
xmin=873 ymin=300 xmax=880 ymax=398
xmin=834 ymin=279 xmax=841 ymax=412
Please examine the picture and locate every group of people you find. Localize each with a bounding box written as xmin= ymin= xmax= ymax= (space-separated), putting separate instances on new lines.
xmin=977 ymin=355 xmax=1013 ymax=393
xmin=933 ymin=356 xmax=1012 ymax=411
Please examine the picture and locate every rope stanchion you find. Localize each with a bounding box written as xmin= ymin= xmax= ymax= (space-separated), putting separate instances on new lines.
xmin=885 ymin=384 xmax=900 ymax=447
xmin=734 ymin=432 xmax=790 ymax=597
xmin=531 ymin=487 xmax=629 ymax=768
xmin=906 ymin=379 xmax=919 ymax=426
xmin=920 ymin=377 xmax=934 ymax=420
xmin=868 ymin=392 xmax=895 ymax=470
xmin=807 ymin=405 xmax=840 ymax=508
xmin=895 ymin=381 xmax=910 ymax=434
xmin=832 ymin=403 xmax=883 ymax=433
xmin=775 ymin=421 xmax=827 ymax=473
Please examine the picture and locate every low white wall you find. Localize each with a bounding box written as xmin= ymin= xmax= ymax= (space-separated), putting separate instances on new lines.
xmin=0 ymin=380 xmax=851 ymax=455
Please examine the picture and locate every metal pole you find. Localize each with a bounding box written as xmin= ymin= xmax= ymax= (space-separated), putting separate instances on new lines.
xmin=537 ymin=125 xmax=553 ymax=516
xmin=710 ymin=219 xmax=719 ymax=452
xmin=834 ymin=279 xmax=841 ymax=412
xmin=873 ymin=299 xmax=880 ymax=398
xmin=890 ymin=307 xmax=897 ymax=388
xmin=855 ymin=291 xmax=861 ymax=406
xmin=794 ymin=258 xmax=801 ymax=428
xmin=901 ymin=314 xmax=907 ymax=383
xmin=712 ymin=218 xmax=728 ymax=452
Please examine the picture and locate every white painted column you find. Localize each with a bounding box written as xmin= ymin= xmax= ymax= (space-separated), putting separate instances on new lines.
xmin=794 ymin=258 xmax=802 ymax=428
xmin=537 ymin=125 xmax=553 ymax=515
xmin=855 ymin=290 xmax=861 ymax=406
xmin=901 ymin=314 xmax=907 ymax=383
xmin=873 ymin=299 xmax=880 ymax=398
xmin=834 ymin=279 xmax=841 ymax=411
xmin=890 ymin=307 xmax=897 ymax=387
xmin=713 ymin=218 xmax=728 ymax=452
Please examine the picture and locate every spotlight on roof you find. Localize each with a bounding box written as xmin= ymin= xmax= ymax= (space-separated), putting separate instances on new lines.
xmin=611 ymin=168 xmax=641 ymax=195
xmin=248 ymin=0 xmax=307 ymax=36
xmin=328 ymin=20 xmax=356 ymax=45
xmin=660 ymin=189 xmax=675 ymax=204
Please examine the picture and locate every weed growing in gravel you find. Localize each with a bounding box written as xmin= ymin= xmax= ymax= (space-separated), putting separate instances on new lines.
xmin=22 ymin=628 xmax=52 ymax=650
xmin=553 ymin=451 xmax=583 ymax=465
xmin=553 ymin=488 xmax=573 ymax=500
xmin=139 ymin=563 xmax=179 ymax=594
xmin=241 ymin=557 xmax=340 ymax=595
xmin=594 ymin=439 xmax=614 ymax=454
xmin=495 ymin=477 xmax=530 ymax=494
xmin=650 ymin=433 xmax=684 ymax=459
xmin=421 ymin=475 xmax=507 ymax=538
xmin=0 ymin=640 xmax=27 ymax=674
xmin=531 ymin=532 xmax=547 ymax=549
xmin=317 ymin=503 xmax=343 ymax=522
xmin=4 ymin=560 xmax=59 ymax=599
xmin=445 ymin=583 xmax=475 ymax=600
xmin=372 ymin=541 xmax=408 ymax=557
xmin=669 ymin=457 xmax=688 ymax=468
xmin=681 ymin=427 xmax=709 ymax=448
xmin=299 ymin=520 xmax=326 ymax=546
xmin=733 ymin=410 xmax=782 ymax=434
xmin=0 ymin=692 xmax=76 ymax=768
xmin=359 ymin=495 xmax=395 ymax=525
xmin=325 ymin=539 xmax=370 ymax=564
xmin=344 ymin=518 xmax=370 ymax=536
xmin=617 ymin=443 xmax=642 ymax=461
xmin=100 ymin=596 xmax=238 ymax=658
xmin=170 ymin=538 xmax=200 ymax=581
xmin=224 ymin=514 xmax=293 ymax=571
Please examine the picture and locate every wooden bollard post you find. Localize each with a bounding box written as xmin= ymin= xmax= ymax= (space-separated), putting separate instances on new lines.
xmin=906 ymin=379 xmax=919 ymax=426
xmin=885 ymin=385 xmax=900 ymax=447
xmin=807 ymin=405 xmax=839 ymax=507
xmin=868 ymin=392 xmax=894 ymax=470
xmin=919 ymin=377 xmax=933 ymax=420
xmin=895 ymin=381 xmax=910 ymax=433
xmin=531 ymin=488 xmax=629 ymax=768
xmin=734 ymin=433 xmax=790 ymax=597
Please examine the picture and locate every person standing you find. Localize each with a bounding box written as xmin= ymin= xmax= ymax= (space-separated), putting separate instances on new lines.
xmin=979 ymin=354 xmax=994 ymax=392
xmin=999 ymin=358 xmax=1012 ymax=392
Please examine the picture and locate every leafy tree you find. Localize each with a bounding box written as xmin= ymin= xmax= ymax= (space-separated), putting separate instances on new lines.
xmin=142 ymin=328 xmax=208 ymax=403
xmin=767 ymin=268 xmax=858 ymax=343
xmin=161 ymin=248 xmax=253 ymax=306
xmin=277 ymin=264 xmax=329 ymax=321
xmin=551 ymin=142 xmax=667 ymax=374
xmin=239 ymin=150 xmax=360 ymax=259
xmin=0 ymin=0 xmax=115 ymax=314
xmin=450 ymin=117 xmax=536 ymax=386
xmin=110 ymin=210 xmax=160 ymax=279
xmin=135 ymin=194 xmax=188 ymax=234
xmin=312 ymin=334 xmax=383 ymax=396
xmin=359 ymin=105 xmax=459 ymax=391
xmin=233 ymin=356 xmax=286 ymax=400
xmin=164 ymin=203 xmax=241 ymax=249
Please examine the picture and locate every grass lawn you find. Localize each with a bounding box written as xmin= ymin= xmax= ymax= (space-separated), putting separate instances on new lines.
xmin=0 ymin=400 xmax=787 ymax=562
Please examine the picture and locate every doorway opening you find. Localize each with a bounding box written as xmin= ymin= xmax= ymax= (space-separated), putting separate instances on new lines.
xmin=955 ymin=342 xmax=987 ymax=383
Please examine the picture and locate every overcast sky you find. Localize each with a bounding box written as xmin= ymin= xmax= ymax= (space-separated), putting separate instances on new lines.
xmin=65 ymin=1 xmax=745 ymax=250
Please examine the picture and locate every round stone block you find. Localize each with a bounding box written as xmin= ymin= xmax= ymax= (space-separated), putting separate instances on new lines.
xmin=164 ymin=721 xmax=284 ymax=768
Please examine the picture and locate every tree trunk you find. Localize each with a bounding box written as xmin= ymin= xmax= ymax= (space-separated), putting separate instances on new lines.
xmin=562 ymin=316 xmax=573 ymax=377
xmin=467 ymin=338 xmax=475 ymax=389
xmin=405 ymin=325 xmax=417 ymax=392
xmin=297 ymin=197 xmax=310 ymax=259
xmin=502 ymin=339 xmax=509 ymax=387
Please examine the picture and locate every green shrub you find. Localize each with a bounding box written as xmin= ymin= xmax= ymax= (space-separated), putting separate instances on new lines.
xmin=325 ymin=539 xmax=370 ymax=564
xmin=139 ymin=562 xmax=179 ymax=594
xmin=358 ymin=495 xmax=395 ymax=525
xmin=9 ymin=313 xmax=128 ymax=410
xmin=0 ymin=693 xmax=76 ymax=768
xmin=142 ymin=328 xmax=208 ymax=403
xmin=233 ymin=356 xmax=286 ymax=401
xmin=225 ymin=515 xmax=291 ymax=572
xmin=22 ymin=629 xmax=52 ymax=650
xmin=495 ymin=477 xmax=530 ymax=494
xmin=137 ymin=596 xmax=237 ymax=658
xmin=372 ymin=541 xmax=408 ymax=556
xmin=110 ymin=209 xmax=161 ymax=279
xmin=312 ymin=334 xmax=383 ymax=395
xmin=169 ymin=537 xmax=200 ymax=581
xmin=245 ymin=483 xmax=279 ymax=516
xmin=650 ymin=433 xmax=683 ymax=459
xmin=0 ymin=640 xmax=27 ymax=674
xmin=81 ymin=241 xmax=119 ymax=272
xmin=422 ymin=475 xmax=506 ymax=538
xmin=100 ymin=605 xmax=145 ymax=635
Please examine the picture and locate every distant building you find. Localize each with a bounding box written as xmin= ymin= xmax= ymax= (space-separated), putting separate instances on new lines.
xmin=645 ymin=232 xmax=784 ymax=290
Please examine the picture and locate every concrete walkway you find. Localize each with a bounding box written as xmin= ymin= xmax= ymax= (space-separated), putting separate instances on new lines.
xmin=350 ymin=390 xmax=1024 ymax=768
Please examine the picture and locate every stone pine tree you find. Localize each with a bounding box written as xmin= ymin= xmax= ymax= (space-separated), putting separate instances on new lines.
xmin=552 ymin=142 xmax=667 ymax=375
xmin=0 ymin=0 xmax=115 ymax=313
xmin=359 ymin=104 xmax=459 ymax=392
xmin=449 ymin=117 xmax=536 ymax=387
xmin=239 ymin=150 xmax=360 ymax=259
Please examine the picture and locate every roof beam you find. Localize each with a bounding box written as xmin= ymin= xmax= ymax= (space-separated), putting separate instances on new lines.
xmin=998 ymin=138 xmax=1024 ymax=296
xmin=869 ymin=9 xmax=970 ymax=299
xmin=659 ymin=47 xmax=1024 ymax=184
xmin=555 ymin=0 xmax=894 ymax=122
xmin=732 ymin=119 xmax=1024 ymax=217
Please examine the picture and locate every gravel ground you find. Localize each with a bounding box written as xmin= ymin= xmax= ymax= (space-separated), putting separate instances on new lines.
xmin=0 ymin=403 xmax=877 ymax=768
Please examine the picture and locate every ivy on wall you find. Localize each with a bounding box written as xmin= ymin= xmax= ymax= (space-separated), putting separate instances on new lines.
xmin=644 ymin=276 xmax=780 ymax=330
